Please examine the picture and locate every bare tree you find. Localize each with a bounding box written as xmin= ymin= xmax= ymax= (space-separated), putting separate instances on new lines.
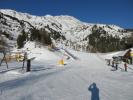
xmin=0 ymin=34 xmax=8 ymax=68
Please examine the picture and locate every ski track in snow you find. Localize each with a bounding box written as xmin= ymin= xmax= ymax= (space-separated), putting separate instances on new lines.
xmin=0 ymin=51 xmax=133 ymax=100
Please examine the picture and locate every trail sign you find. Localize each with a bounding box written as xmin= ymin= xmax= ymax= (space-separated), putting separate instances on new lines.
xmin=130 ymin=53 xmax=133 ymax=57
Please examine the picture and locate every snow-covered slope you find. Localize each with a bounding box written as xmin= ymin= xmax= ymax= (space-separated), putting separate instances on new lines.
xmin=0 ymin=48 xmax=133 ymax=100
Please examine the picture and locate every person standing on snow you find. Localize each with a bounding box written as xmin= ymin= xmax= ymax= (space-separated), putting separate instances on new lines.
xmin=112 ymin=60 xmax=115 ymax=67
xmin=124 ymin=62 xmax=128 ymax=72
xmin=107 ymin=59 xmax=111 ymax=66
xmin=115 ymin=62 xmax=118 ymax=70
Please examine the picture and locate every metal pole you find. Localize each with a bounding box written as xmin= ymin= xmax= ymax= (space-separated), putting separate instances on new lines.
xmin=22 ymin=52 xmax=27 ymax=69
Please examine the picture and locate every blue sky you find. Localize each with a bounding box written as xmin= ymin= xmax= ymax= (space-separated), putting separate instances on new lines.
xmin=0 ymin=0 xmax=133 ymax=28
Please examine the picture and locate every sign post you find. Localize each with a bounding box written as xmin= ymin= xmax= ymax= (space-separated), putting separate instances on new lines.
xmin=130 ymin=52 xmax=133 ymax=64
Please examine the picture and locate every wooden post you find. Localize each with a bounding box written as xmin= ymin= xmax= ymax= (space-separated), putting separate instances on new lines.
xmin=26 ymin=59 xmax=31 ymax=72
xmin=22 ymin=52 xmax=27 ymax=70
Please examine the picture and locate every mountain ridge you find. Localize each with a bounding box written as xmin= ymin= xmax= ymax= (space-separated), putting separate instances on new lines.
xmin=0 ymin=9 xmax=132 ymax=52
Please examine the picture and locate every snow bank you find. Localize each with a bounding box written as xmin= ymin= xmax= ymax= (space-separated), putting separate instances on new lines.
xmin=24 ymin=42 xmax=60 ymax=61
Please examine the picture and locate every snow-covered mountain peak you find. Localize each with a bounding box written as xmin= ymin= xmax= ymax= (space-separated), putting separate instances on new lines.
xmin=0 ymin=9 xmax=34 ymax=21
xmin=45 ymin=14 xmax=53 ymax=17
xmin=0 ymin=9 xmax=132 ymax=52
xmin=44 ymin=15 xmax=83 ymax=30
xmin=0 ymin=9 xmax=125 ymax=32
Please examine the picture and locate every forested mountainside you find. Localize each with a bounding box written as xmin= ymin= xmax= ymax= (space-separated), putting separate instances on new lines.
xmin=0 ymin=9 xmax=133 ymax=52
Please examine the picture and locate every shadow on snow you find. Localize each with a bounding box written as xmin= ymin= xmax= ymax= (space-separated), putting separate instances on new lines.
xmin=88 ymin=82 xmax=100 ymax=100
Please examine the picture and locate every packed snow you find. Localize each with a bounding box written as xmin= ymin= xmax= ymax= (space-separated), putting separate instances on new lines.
xmin=0 ymin=44 xmax=133 ymax=100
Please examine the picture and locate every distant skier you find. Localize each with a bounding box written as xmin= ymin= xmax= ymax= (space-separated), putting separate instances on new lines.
xmin=115 ymin=62 xmax=118 ymax=70
xmin=112 ymin=60 xmax=115 ymax=67
xmin=124 ymin=62 xmax=128 ymax=72
xmin=107 ymin=59 xmax=111 ymax=66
